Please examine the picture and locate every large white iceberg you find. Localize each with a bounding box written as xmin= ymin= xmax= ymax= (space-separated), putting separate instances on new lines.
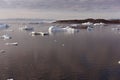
xmin=48 ymin=26 xmax=65 ymax=32
xmin=48 ymin=26 xmax=79 ymax=34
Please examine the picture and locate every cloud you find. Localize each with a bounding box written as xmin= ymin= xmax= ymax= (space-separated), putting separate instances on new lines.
xmin=0 ymin=0 xmax=120 ymax=19
xmin=0 ymin=0 xmax=119 ymax=12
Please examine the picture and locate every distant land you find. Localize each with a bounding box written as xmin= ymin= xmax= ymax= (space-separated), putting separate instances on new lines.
xmin=53 ymin=18 xmax=120 ymax=24
xmin=0 ymin=18 xmax=120 ymax=24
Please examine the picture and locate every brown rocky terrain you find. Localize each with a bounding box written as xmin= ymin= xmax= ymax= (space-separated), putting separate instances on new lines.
xmin=53 ymin=18 xmax=120 ymax=24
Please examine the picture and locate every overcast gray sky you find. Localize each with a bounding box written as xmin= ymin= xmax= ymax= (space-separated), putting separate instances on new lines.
xmin=0 ymin=0 xmax=120 ymax=19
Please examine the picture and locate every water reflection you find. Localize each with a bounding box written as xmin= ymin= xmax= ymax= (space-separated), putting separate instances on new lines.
xmin=0 ymin=23 xmax=120 ymax=80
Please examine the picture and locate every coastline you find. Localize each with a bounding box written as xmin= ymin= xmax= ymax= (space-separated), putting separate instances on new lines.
xmin=53 ymin=18 xmax=120 ymax=24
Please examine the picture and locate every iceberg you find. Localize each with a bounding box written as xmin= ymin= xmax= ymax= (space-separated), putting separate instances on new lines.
xmin=5 ymin=42 xmax=18 ymax=46
xmin=48 ymin=26 xmax=65 ymax=32
xmin=31 ymin=31 xmax=49 ymax=36
xmin=48 ymin=26 xmax=79 ymax=34
xmin=0 ymin=34 xmax=12 ymax=40
xmin=93 ymin=22 xmax=105 ymax=26
xmin=7 ymin=78 xmax=14 ymax=80
xmin=70 ymin=24 xmax=79 ymax=27
xmin=118 ymin=61 xmax=120 ymax=64
xmin=81 ymin=22 xmax=93 ymax=26
xmin=63 ymin=26 xmax=79 ymax=33
xmin=0 ymin=24 xmax=9 ymax=30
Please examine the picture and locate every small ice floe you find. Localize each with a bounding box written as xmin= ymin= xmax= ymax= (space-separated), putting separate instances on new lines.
xmin=0 ymin=24 xmax=9 ymax=30
xmin=0 ymin=34 xmax=12 ymax=40
xmin=118 ymin=61 xmax=120 ymax=64
xmin=48 ymin=26 xmax=79 ymax=34
xmin=64 ymin=26 xmax=79 ymax=33
xmin=7 ymin=78 xmax=14 ymax=80
xmin=0 ymin=50 xmax=5 ymax=53
xmin=81 ymin=22 xmax=94 ymax=29
xmin=48 ymin=26 xmax=65 ymax=33
xmin=39 ymin=32 xmax=49 ymax=36
xmin=31 ymin=31 xmax=49 ymax=36
xmin=5 ymin=42 xmax=18 ymax=46
xmin=93 ymin=22 xmax=105 ymax=26
xmin=19 ymin=25 xmax=33 ymax=31
xmin=70 ymin=24 xmax=79 ymax=27
xmin=81 ymin=22 xmax=93 ymax=26
xmin=87 ymin=26 xmax=94 ymax=31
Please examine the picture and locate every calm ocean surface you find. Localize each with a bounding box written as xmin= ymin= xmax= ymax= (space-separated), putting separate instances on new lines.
xmin=0 ymin=22 xmax=120 ymax=80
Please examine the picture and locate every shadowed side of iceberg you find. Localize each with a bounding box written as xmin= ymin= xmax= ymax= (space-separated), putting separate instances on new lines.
xmin=0 ymin=24 xmax=9 ymax=30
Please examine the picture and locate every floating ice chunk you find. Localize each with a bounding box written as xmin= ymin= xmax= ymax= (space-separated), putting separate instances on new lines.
xmin=81 ymin=22 xmax=93 ymax=26
xmin=118 ymin=61 xmax=120 ymax=64
xmin=39 ymin=32 xmax=49 ymax=36
xmin=48 ymin=26 xmax=79 ymax=34
xmin=81 ymin=22 xmax=94 ymax=29
xmin=0 ymin=50 xmax=5 ymax=53
xmin=0 ymin=24 xmax=9 ymax=30
xmin=70 ymin=24 xmax=79 ymax=27
xmin=63 ymin=26 xmax=79 ymax=33
xmin=48 ymin=26 xmax=65 ymax=33
xmin=19 ymin=25 xmax=33 ymax=31
xmin=0 ymin=24 xmax=9 ymax=29
xmin=5 ymin=42 xmax=18 ymax=46
xmin=0 ymin=34 xmax=12 ymax=40
xmin=31 ymin=31 xmax=49 ymax=36
xmin=31 ymin=32 xmax=40 ymax=36
xmin=7 ymin=78 xmax=14 ymax=80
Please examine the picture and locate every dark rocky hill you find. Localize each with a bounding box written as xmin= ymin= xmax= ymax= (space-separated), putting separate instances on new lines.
xmin=53 ymin=18 xmax=120 ymax=24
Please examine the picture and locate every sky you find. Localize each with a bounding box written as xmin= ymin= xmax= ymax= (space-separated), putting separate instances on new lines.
xmin=0 ymin=0 xmax=120 ymax=19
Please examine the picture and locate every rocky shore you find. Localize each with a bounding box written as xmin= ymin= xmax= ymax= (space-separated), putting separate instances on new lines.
xmin=53 ymin=18 xmax=120 ymax=24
